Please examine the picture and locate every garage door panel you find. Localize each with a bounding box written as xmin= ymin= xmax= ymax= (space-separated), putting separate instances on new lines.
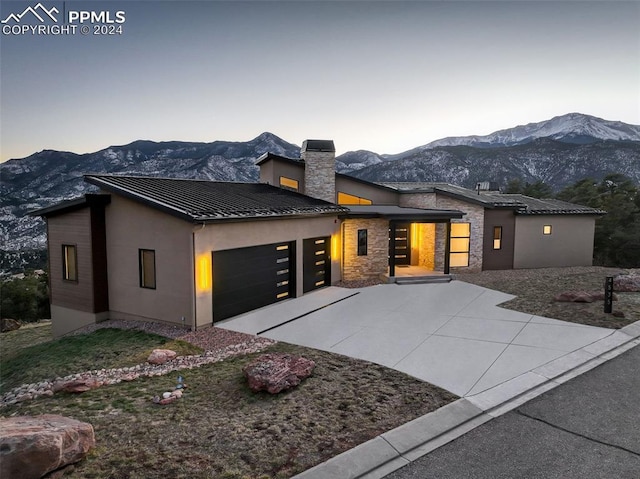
xmin=212 ymin=242 xmax=293 ymax=322
xmin=303 ymin=237 xmax=330 ymax=293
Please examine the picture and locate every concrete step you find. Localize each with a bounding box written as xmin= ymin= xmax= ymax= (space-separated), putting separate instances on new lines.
xmin=395 ymin=275 xmax=452 ymax=285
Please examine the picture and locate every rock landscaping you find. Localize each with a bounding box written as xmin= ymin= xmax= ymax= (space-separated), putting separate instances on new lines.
xmin=0 ymin=414 xmax=95 ymax=479
xmin=1 ymin=336 xmax=275 ymax=407
xmin=1 ymin=318 xmax=21 ymax=333
xmin=243 ymin=352 xmax=315 ymax=394
xmin=614 ymin=270 xmax=640 ymax=292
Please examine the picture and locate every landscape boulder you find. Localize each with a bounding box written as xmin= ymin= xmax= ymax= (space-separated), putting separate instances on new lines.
xmin=554 ymin=291 xmax=595 ymax=303
xmin=243 ymin=353 xmax=315 ymax=394
xmin=53 ymin=378 xmax=103 ymax=393
xmin=613 ymin=273 xmax=640 ymax=292
xmin=147 ymin=349 xmax=177 ymax=365
xmin=0 ymin=415 xmax=95 ymax=479
xmin=1 ymin=318 xmax=21 ymax=333
xmin=554 ymin=291 xmax=618 ymax=303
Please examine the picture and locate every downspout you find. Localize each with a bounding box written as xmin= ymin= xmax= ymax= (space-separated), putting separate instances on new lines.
xmin=191 ymin=230 xmax=197 ymax=331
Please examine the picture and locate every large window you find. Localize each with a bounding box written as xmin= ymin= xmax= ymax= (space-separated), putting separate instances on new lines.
xmin=493 ymin=226 xmax=502 ymax=250
xmin=449 ymin=223 xmax=470 ymax=267
xmin=279 ymin=176 xmax=299 ymax=192
xmin=62 ymin=244 xmax=77 ymax=281
xmin=337 ymin=192 xmax=373 ymax=205
xmin=139 ymin=249 xmax=156 ymax=289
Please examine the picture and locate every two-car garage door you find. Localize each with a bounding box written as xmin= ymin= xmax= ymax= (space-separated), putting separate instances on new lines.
xmin=212 ymin=236 xmax=330 ymax=322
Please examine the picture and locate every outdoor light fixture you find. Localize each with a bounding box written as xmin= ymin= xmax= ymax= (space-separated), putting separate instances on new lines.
xmin=197 ymin=254 xmax=212 ymax=292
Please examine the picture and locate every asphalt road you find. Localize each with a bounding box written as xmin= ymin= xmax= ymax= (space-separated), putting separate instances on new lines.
xmin=385 ymin=345 xmax=640 ymax=479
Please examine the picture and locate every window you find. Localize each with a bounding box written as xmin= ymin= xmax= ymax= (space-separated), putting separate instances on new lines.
xmin=543 ymin=225 xmax=552 ymax=235
xmin=449 ymin=222 xmax=470 ymax=267
xmin=139 ymin=249 xmax=156 ymax=289
xmin=493 ymin=226 xmax=502 ymax=250
xmin=337 ymin=192 xmax=373 ymax=205
xmin=279 ymin=176 xmax=299 ymax=192
xmin=62 ymin=244 xmax=77 ymax=281
xmin=357 ymin=229 xmax=368 ymax=256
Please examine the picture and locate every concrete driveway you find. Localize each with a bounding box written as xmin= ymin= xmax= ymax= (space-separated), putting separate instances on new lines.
xmin=217 ymin=281 xmax=615 ymax=397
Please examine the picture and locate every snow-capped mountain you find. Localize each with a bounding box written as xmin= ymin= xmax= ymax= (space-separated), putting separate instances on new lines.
xmin=348 ymin=138 xmax=640 ymax=189
xmin=2 ymin=114 xmax=639 ymax=266
xmin=423 ymin=113 xmax=640 ymax=149
xmin=0 ymin=133 xmax=300 ymax=253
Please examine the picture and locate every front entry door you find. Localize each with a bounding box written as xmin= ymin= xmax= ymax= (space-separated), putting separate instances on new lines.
xmin=391 ymin=223 xmax=411 ymax=265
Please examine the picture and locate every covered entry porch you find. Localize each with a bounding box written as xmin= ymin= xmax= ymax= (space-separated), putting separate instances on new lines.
xmin=340 ymin=205 xmax=464 ymax=283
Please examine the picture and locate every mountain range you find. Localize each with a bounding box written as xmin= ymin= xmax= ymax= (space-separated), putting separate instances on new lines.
xmin=1 ymin=113 xmax=639 ymax=257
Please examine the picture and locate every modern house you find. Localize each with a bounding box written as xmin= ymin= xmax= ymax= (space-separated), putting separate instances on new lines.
xmin=34 ymin=140 xmax=604 ymax=336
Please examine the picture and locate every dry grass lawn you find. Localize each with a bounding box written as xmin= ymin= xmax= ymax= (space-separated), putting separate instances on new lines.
xmin=456 ymin=266 xmax=639 ymax=328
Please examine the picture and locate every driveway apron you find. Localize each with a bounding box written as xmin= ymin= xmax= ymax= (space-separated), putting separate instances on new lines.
xmin=217 ymin=281 xmax=614 ymax=397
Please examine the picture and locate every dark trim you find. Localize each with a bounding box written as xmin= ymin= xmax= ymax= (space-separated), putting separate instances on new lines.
xmin=30 ymin=194 xmax=111 ymax=218
xmin=255 ymin=152 xmax=302 ymax=167
xmin=444 ymin=222 xmax=451 ymax=274
xmin=90 ymin=201 xmax=109 ymax=313
xmin=389 ymin=222 xmax=397 ymax=278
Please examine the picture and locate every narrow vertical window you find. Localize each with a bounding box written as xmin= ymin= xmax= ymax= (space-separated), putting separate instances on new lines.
xmin=62 ymin=244 xmax=77 ymax=281
xmin=139 ymin=249 xmax=156 ymax=289
xmin=493 ymin=226 xmax=502 ymax=250
xmin=543 ymin=225 xmax=552 ymax=235
xmin=449 ymin=223 xmax=471 ymax=267
xmin=357 ymin=229 xmax=368 ymax=256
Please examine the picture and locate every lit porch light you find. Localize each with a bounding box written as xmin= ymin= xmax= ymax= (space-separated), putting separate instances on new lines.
xmin=196 ymin=254 xmax=212 ymax=292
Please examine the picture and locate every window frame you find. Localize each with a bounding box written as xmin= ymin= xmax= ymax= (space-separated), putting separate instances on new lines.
xmin=139 ymin=249 xmax=157 ymax=289
xmin=337 ymin=191 xmax=373 ymax=205
xmin=357 ymin=229 xmax=368 ymax=256
xmin=62 ymin=244 xmax=78 ymax=282
xmin=279 ymin=176 xmax=299 ymax=192
xmin=493 ymin=226 xmax=502 ymax=250
xmin=449 ymin=222 xmax=471 ymax=268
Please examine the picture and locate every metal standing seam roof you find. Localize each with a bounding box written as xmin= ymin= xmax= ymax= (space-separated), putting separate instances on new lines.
xmin=83 ymin=175 xmax=349 ymax=222
xmin=382 ymin=182 xmax=605 ymax=215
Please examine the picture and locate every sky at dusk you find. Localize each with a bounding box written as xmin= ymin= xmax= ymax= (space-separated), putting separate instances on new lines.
xmin=1 ymin=0 xmax=639 ymax=162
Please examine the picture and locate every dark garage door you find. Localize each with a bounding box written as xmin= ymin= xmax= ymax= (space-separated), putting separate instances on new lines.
xmin=212 ymin=242 xmax=294 ymax=322
xmin=303 ymin=237 xmax=330 ymax=293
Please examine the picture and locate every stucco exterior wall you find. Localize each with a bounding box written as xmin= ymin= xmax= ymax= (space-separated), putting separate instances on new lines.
xmin=260 ymin=159 xmax=305 ymax=192
xmin=47 ymin=209 xmax=95 ymax=313
xmin=342 ymin=218 xmax=389 ymax=281
xmin=104 ymin=195 xmax=194 ymax=327
xmin=513 ymin=215 xmax=596 ymax=269
xmin=483 ymin=209 xmax=516 ymax=270
xmin=193 ymin=216 xmax=341 ymax=328
xmin=335 ymin=176 xmax=400 ymax=205
xmin=50 ymin=305 xmax=109 ymax=338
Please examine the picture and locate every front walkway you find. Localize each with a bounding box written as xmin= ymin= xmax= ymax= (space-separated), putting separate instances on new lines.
xmin=218 ymin=282 xmax=615 ymax=397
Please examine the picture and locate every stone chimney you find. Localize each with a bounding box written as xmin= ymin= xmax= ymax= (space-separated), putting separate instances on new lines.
xmin=301 ymin=140 xmax=336 ymax=203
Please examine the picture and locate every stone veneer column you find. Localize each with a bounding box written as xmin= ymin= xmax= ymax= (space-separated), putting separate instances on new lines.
xmin=301 ymin=140 xmax=336 ymax=203
xmin=342 ymin=219 xmax=389 ymax=280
